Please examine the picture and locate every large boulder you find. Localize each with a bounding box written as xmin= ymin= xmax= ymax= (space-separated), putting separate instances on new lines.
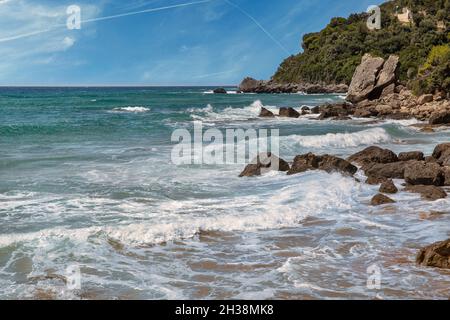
xmin=398 ymin=151 xmax=424 ymax=162
xmin=318 ymin=102 xmax=354 ymax=120
xmin=287 ymin=153 xmax=357 ymax=176
xmin=259 ymin=107 xmax=275 ymax=118
xmin=348 ymin=146 xmax=398 ymax=166
xmin=443 ymin=167 xmax=450 ymax=186
xmin=279 ymin=107 xmax=300 ymax=118
xmin=404 ymin=161 xmax=444 ymax=186
xmin=405 ymin=185 xmax=447 ymax=201
xmin=347 ymin=54 xmax=399 ymax=103
xmin=347 ymin=54 xmax=385 ymax=103
xmin=429 ymin=111 xmax=450 ymax=125
xmin=363 ymin=161 xmax=413 ymax=180
xmin=239 ymin=153 xmax=290 ymax=177
xmin=432 ymin=143 xmax=450 ymax=165
xmin=371 ymin=193 xmax=395 ymax=206
xmin=417 ymin=239 xmax=450 ymax=269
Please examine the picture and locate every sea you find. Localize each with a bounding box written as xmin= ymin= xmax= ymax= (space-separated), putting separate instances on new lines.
xmin=0 ymin=86 xmax=449 ymax=299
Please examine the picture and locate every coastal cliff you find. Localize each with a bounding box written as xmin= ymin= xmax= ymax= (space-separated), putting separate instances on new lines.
xmin=240 ymin=0 xmax=449 ymax=95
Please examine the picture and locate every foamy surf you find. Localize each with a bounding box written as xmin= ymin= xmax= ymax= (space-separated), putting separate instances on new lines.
xmin=284 ymin=128 xmax=391 ymax=149
xmin=111 ymin=106 xmax=151 ymax=113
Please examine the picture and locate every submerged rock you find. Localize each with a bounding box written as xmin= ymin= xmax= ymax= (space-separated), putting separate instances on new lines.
xmin=405 ymin=185 xmax=447 ymax=201
xmin=417 ymin=239 xmax=450 ymax=269
xmin=213 ymin=88 xmax=227 ymax=94
xmin=259 ymin=107 xmax=275 ymax=118
xmin=279 ymin=107 xmax=300 ymax=118
xmin=371 ymin=193 xmax=395 ymax=206
xmin=239 ymin=153 xmax=290 ymax=177
xmin=379 ymin=179 xmax=398 ymax=194
xmin=288 ymin=153 xmax=357 ymax=176
xmin=348 ymin=146 xmax=398 ymax=166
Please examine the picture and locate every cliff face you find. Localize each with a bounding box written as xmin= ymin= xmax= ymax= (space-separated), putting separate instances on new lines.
xmin=271 ymin=0 xmax=449 ymax=95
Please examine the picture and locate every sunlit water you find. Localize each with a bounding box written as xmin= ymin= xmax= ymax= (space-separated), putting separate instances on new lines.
xmin=0 ymin=87 xmax=449 ymax=300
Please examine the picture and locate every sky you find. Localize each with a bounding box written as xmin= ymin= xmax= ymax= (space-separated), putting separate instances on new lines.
xmin=0 ymin=0 xmax=385 ymax=86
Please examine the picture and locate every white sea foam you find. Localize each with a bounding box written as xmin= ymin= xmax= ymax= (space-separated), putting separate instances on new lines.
xmin=111 ymin=106 xmax=150 ymax=113
xmin=284 ymin=128 xmax=391 ymax=149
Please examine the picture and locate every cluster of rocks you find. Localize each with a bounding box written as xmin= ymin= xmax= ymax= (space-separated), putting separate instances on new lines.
xmin=239 ymin=143 xmax=450 ymax=269
xmin=238 ymin=77 xmax=348 ymax=94
xmin=346 ymin=53 xmax=450 ymax=125
xmin=259 ymin=106 xmax=310 ymax=118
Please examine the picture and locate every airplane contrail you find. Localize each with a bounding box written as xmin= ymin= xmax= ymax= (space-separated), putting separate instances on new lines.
xmin=223 ymin=0 xmax=290 ymax=56
xmin=0 ymin=0 xmax=212 ymax=43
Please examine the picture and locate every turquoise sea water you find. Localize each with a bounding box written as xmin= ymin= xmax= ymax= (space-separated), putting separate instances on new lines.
xmin=0 ymin=87 xmax=449 ymax=299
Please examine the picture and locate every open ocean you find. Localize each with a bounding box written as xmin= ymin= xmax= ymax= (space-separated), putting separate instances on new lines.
xmin=0 ymin=87 xmax=449 ymax=299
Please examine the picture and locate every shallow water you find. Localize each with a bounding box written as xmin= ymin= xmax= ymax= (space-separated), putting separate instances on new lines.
xmin=0 ymin=87 xmax=449 ymax=299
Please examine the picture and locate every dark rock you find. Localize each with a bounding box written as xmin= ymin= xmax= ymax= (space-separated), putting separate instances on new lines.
xmin=443 ymin=167 xmax=450 ymax=186
xmin=301 ymin=106 xmax=310 ymax=111
xmin=279 ymin=107 xmax=300 ymax=118
xmin=318 ymin=103 xmax=354 ymax=120
xmin=371 ymin=193 xmax=395 ymax=206
xmin=405 ymin=185 xmax=447 ymax=201
xmin=417 ymin=239 xmax=450 ymax=269
xmin=363 ymin=161 xmax=413 ymax=180
xmin=259 ymin=107 xmax=275 ymax=118
xmin=404 ymin=161 xmax=444 ymax=186
xmin=384 ymin=112 xmax=412 ymax=120
xmin=432 ymin=143 xmax=450 ymax=165
xmin=379 ymin=179 xmax=398 ymax=194
xmin=239 ymin=153 xmax=290 ymax=177
xmin=311 ymin=106 xmax=321 ymax=114
xmin=429 ymin=111 xmax=450 ymax=125
xmin=348 ymin=146 xmax=398 ymax=166
xmin=332 ymin=116 xmax=352 ymax=121
xmin=213 ymin=88 xmax=227 ymax=94
xmin=287 ymin=153 xmax=357 ymax=176
xmin=366 ymin=176 xmax=388 ymax=185
xmin=398 ymin=151 xmax=424 ymax=162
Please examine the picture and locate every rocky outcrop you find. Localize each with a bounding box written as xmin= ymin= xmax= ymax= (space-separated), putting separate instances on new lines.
xmin=379 ymin=179 xmax=398 ymax=194
xmin=432 ymin=143 xmax=450 ymax=165
xmin=239 ymin=153 xmax=290 ymax=177
xmin=371 ymin=193 xmax=395 ymax=206
xmin=238 ymin=77 xmax=348 ymax=94
xmin=404 ymin=162 xmax=444 ymax=186
xmin=279 ymin=107 xmax=300 ymax=118
xmin=259 ymin=107 xmax=275 ymax=118
xmin=348 ymin=146 xmax=398 ymax=166
xmin=417 ymin=239 xmax=450 ymax=269
xmin=213 ymin=88 xmax=227 ymax=94
xmin=347 ymin=54 xmax=398 ymax=103
xmin=287 ymin=153 xmax=357 ymax=176
xmin=317 ymin=102 xmax=354 ymax=120
xmin=405 ymin=185 xmax=447 ymax=201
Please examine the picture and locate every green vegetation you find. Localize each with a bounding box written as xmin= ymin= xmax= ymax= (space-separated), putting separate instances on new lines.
xmin=272 ymin=0 xmax=449 ymax=94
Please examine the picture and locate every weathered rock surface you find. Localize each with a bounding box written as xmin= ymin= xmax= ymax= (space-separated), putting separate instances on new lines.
xmin=405 ymin=185 xmax=447 ymax=201
xmin=347 ymin=54 xmax=399 ymax=103
xmin=371 ymin=193 xmax=395 ymax=206
xmin=287 ymin=153 xmax=357 ymax=176
xmin=379 ymin=179 xmax=398 ymax=194
xmin=429 ymin=111 xmax=450 ymax=125
xmin=404 ymin=161 xmax=444 ymax=186
xmin=417 ymin=239 xmax=450 ymax=269
xmin=363 ymin=161 xmax=412 ymax=180
xmin=239 ymin=153 xmax=290 ymax=177
xmin=348 ymin=146 xmax=398 ymax=166
xmin=259 ymin=107 xmax=275 ymax=118
xmin=279 ymin=107 xmax=300 ymax=118
xmin=398 ymin=151 xmax=424 ymax=162
xmin=432 ymin=143 xmax=450 ymax=165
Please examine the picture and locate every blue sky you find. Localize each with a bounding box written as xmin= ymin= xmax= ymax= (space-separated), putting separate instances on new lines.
xmin=0 ymin=0 xmax=384 ymax=86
